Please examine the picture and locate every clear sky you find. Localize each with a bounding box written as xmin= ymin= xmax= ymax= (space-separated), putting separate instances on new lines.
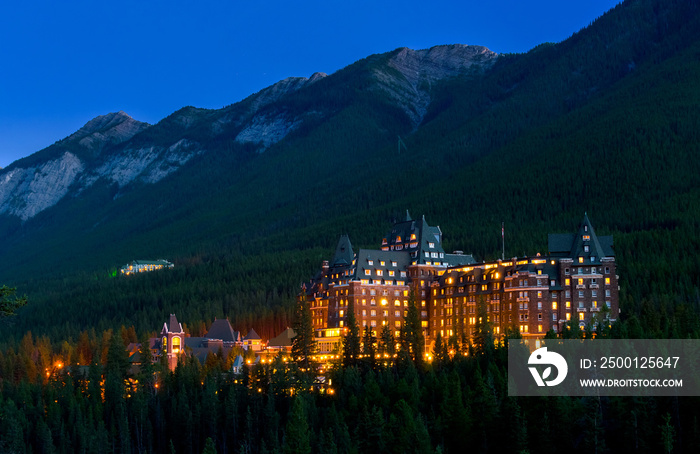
xmin=0 ymin=0 xmax=620 ymax=168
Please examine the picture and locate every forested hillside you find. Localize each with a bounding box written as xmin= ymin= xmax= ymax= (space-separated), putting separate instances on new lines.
xmin=1 ymin=0 xmax=699 ymax=345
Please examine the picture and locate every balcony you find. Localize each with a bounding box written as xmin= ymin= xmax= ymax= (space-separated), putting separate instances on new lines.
xmin=516 ymin=297 xmax=529 ymax=302
xmin=590 ymin=307 xmax=601 ymax=312
xmin=589 ymin=284 xmax=599 ymax=289
xmin=577 ymin=308 xmax=587 ymax=312
xmin=576 ymin=284 xmax=586 ymax=289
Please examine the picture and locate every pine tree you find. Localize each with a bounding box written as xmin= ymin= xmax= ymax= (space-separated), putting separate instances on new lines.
xmin=400 ymin=291 xmax=424 ymax=367
xmin=0 ymin=285 xmax=27 ymax=318
xmin=291 ymin=297 xmax=316 ymax=370
xmin=342 ymin=302 xmax=361 ymax=368
xmin=378 ymin=322 xmax=395 ymax=359
xmin=283 ymin=397 xmax=311 ymax=454
xmin=361 ymin=325 xmax=376 ymax=369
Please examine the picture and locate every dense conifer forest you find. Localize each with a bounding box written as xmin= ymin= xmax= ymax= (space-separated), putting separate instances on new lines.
xmin=1 ymin=0 xmax=700 ymax=452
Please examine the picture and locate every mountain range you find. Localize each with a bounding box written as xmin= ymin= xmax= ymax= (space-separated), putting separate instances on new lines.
xmin=1 ymin=0 xmax=699 ymax=340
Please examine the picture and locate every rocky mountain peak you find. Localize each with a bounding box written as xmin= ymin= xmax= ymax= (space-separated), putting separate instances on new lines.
xmin=372 ymin=44 xmax=499 ymax=126
xmin=65 ymin=111 xmax=150 ymax=153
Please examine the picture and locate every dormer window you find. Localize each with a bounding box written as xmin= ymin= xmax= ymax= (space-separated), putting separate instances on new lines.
xmin=583 ymin=235 xmax=590 ymax=241
xmin=391 ymin=261 xmax=397 ymax=267
xmin=584 ymin=245 xmax=589 ymax=252
xmin=428 ymin=242 xmax=435 ymax=248
xmin=396 ymin=236 xmax=402 ymax=243
xmin=410 ymin=234 xmax=417 ymax=240
xmin=382 ymin=238 xmax=387 ymax=245
xmin=368 ymin=260 xmax=373 ymax=266
xmin=578 ymin=257 xmax=584 ymax=263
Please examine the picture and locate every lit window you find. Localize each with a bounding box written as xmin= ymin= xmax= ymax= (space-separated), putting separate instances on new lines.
xmin=605 ymin=277 xmax=611 ymax=285
xmin=365 ymin=269 xmax=371 ymax=276
xmin=380 ymin=261 xmax=385 ymax=266
xmin=376 ymin=270 xmax=383 ymax=276
xmin=566 ymin=313 xmax=571 ymax=321
xmin=579 ymin=257 xmax=584 ymax=263
xmin=368 ymin=260 xmax=373 ymax=266
xmin=579 ymin=312 xmax=585 ymax=321
xmin=370 ymin=310 xmax=376 ymax=316
xmin=552 ymin=302 xmax=558 ymax=310
xmin=429 ymin=242 xmax=435 ymax=248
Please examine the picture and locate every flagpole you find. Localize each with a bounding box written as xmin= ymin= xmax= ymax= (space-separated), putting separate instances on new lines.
xmin=501 ymin=222 xmax=505 ymax=261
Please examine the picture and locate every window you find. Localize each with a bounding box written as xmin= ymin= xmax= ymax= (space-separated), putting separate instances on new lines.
xmin=395 ymin=310 xmax=400 ymax=317
xmin=578 ymin=302 xmax=584 ymax=309
xmin=364 ymin=269 xmax=371 ymax=276
xmin=566 ymin=313 xmax=571 ymax=321
xmin=376 ymin=270 xmax=383 ymax=276
xmin=591 ymin=257 xmax=595 ymax=262
xmin=370 ymin=310 xmax=376 ymax=316
xmin=388 ymin=270 xmax=395 ymax=277
xmin=552 ymin=302 xmax=558 ymax=310
xmin=428 ymin=242 xmax=435 ymax=248
xmin=553 ymin=313 xmax=557 ymax=321
xmin=566 ymin=301 xmax=571 ymax=308
xmin=579 ymin=312 xmax=585 ymax=321
xmin=592 ymin=290 xmax=597 ymax=298
xmin=584 ymin=245 xmax=589 ymax=252
xmin=565 ymin=278 xmax=571 ymax=286
xmin=362 ymin=310 xmax=366 ymax=316
xmin=579 ymin=257 xmax=584 ymax=263
xmin=605 ymin=267 xmax=610 ymax=274
xmin=578 ymin=290 xmax=584 ymax=298
xmin=605 ymin=277 xmax=611 ymax=285
xmin=565 ymin=268 xmax=570 ymax=275
xmin=565 ymin=290 xmax=571 ymax=298
xmin=538 ymin=313 xmax=542 ymax=321
xmin=370 ymin=320 xmax=377 ymax=327
xmin=380 ymin=261 xmax=385 ymax=266
xmin=605 ymin=289 xmax=611 ymax=297
xmin=368 ymin=260 xmax=373 ymax=266
xmin=583 ymin=235 xmax=590 ymax=241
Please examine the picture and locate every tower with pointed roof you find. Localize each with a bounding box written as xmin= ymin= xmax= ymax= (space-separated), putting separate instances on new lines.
xmin=160 ymin=314 xmax=185 ymax=371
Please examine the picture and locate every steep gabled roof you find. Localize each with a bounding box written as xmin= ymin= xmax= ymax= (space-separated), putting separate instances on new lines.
xmin=162 ymin=314 xmax=183 ymax=334
xmin=206 ymin=318 xmax=238 ymax=342
xmin=331 ymin=235 xmax=354 ymax=267
xmin=268 ymin=327 xmax=296 ymax=347
xmin=244 ymin=328 xmax=261 ymax=341
xmin=548 ymin=214 xmax=614 ymax=259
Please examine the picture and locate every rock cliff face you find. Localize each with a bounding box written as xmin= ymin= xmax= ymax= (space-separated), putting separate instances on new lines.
xmin=0 ymin=152 xmax=84 ymax=220
xmin=0 ymin=46 xmax=494 ymax=221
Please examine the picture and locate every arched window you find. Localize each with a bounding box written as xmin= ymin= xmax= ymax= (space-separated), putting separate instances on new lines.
xmin=172 ymin=336 xmax=181 ymax=353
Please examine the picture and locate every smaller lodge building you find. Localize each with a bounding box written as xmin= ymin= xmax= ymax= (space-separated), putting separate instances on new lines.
xmin=120 ymin=259 xmax=174 ymax=275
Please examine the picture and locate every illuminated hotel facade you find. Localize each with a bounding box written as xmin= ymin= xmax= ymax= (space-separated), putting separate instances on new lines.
xmin=299 ymin=213 xmax=619 ymax=350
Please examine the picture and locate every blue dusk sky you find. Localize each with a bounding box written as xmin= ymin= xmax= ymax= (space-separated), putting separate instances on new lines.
xmin=0 ymin=0 xmax=620 ymax=168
